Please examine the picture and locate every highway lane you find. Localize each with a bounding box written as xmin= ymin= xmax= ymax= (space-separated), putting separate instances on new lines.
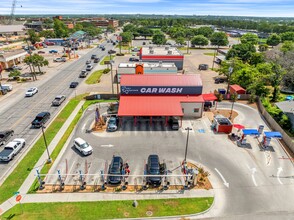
xmin=0 ymin=39 xmax=117 ymax=182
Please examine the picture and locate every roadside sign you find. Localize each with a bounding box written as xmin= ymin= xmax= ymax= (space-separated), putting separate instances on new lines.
xmin=104 ymin=61 xmax=111 ymax=64
xmin=16 ymin=194 xmax=22 ymax=202
xmin=13 ymin=191 xmax=20 ymax=196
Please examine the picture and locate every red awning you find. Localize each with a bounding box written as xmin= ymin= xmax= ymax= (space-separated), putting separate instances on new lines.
xmin=233 ymin=124 xmax=245 ymax=129
xmin=118 ymin=95 xmax=204 ymax=116
xmin=202 ymin=93 xmax=218 ymax=101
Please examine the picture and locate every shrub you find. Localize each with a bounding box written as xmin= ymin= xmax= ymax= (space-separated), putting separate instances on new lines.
xmin=103 ymin=68 xmax=110 ymax=74
xmin=279 ymin=114 xmax=292 ymax=130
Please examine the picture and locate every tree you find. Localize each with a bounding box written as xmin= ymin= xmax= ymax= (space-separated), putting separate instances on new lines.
xmin=280 ymin=32 xmax=294 ymax=42
xmin=175 ymin=37 xmax=185 ymax=46
xmin=269 ymin=63 xmax=285 ymax=102
xmin=240 ymin=33 xmax=259 ymax=45
xmin=226 ymin=43 xmax=256 ymax=63
xmin=107 ymin=25 xmax=115 ymax=33
xmin=120 ymin=32 xmax=133 ymax=44
xmin=32 ymin=54 xmax=49 ymax=74
xmin=27 ymin=29 xmax=40 ymax=44
xmin=191 ymin=35 xmax=209 ymax=48
xmin=83 ymin=26 xmax=101 ymax=37
xmin=194 ymin=27 xmax=214 ymax=38
xmin=8 ymin=69 xmax=21 ymax=80
xmin=152 ymin=33 xmax=166 ymax=45
xmin=258 ymin=44 xmax=268 ymax=52
xmin=24 ymin=55 xmax=37 ymax=81
xmin=39 ymin=30 xmax=56 ymax=38
xmin=266 ymin=34 xmax=281 ymax=47
xmin=249 ymin=52 xmax=265 ymax=66
xmin=74 ymin=23 xmax=83 ymax=32
xmin=53 ymin=19 xmax=69 ymax=38
xmin=210 ymin=32 xmax=229 ymax=46
xmin=281 ymin=41 xmax=294 ymax=53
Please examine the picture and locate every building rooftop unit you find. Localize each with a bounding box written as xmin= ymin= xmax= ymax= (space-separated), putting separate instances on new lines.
xmin=120 ymin=74 xmax=202 ymax=87
xmin=141 ymin=46 xmax=183 ymax=56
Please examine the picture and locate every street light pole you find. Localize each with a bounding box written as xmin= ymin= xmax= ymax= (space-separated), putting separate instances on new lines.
xmin=41 ymin=125 xmax=51 ymax=164
xmin=184 ymin=127 xmax=192 ymax=163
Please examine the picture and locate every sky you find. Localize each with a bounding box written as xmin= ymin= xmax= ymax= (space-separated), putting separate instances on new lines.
xmin=0 ymin=0 xmax=294 ymax=17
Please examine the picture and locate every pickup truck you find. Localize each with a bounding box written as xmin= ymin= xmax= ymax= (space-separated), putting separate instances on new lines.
xmin=0 ymin=138 xmax=25 ymax=161
xmin=31 ymin=112 xmax=50 ymax=128
xmin=0 ymin=130 xmax=14 ymax=146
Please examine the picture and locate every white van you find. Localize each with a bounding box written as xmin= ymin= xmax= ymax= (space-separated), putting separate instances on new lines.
xmin=1 ymin=84 xmax=13 ymax=92
xmin=73 ymin=137 xmax=93 ymax=156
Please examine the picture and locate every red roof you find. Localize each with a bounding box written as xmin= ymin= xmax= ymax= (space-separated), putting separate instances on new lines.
xmin=230 ymin=84 xmax=246 ymax=93
xmin=202 ymin=93 xmax=217 ymax=101
xmin=118 ymin=95 xmax=204 ymax=116
xmin=120 ymin=74 xmax=202 ymax=87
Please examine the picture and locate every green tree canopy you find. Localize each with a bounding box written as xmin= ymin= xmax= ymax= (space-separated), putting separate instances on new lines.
xmin=281 ymin=41 xmax=294 ymax=53
xmin=175 ymin=37 xmax=185 ymax=45
xmin=266 ymin=33 xmax=281 ymax=46
xmin=193 ymin=27 xmax=214 ymax=38
xmin=210 ymin=32 xmax=229 ymax=46
xmin=120 ymin=32 xmax=133 ymax=43
xmin=240 ymin=33 xmax=259 ymax=45
xmin=191 ymin=35 xmax=209 ymax=47
xmin=27 ymin=29 xmax=40 ymax=44
xmin=39 ymin=30 xmax=56 ymax=38
xmin=53 ymin=19 xmax=69 ymax=38
xmin=83 ymin=26 xmax=101 ymax=37
xmin=152 ymin=33 xmax=166 ymax=45
xmin=280 ymin=32 xmax=294 ymax=42
xmin=226 ymin=43 xmax=256 ymax=62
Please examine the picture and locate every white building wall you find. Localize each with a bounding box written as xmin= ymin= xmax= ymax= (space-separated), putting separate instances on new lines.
xmin=180 ymin=102 xmax=203 ymax=117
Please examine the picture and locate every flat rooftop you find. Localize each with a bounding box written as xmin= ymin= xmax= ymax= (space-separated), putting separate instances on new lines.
xmin=120 ymin=74 xmax=202 ymax=87
xmin=141 ymin=46 xmax=183 ymax=56
xmin=118 ymin=62 xmax=177 ymax=68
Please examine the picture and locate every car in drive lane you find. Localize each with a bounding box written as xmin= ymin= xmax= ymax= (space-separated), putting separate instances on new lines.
xmin=86 ymin=65 xmax=93 ymax=71
xmin=0 ymin=130 xmax=14 ymax=146
xmin=31 ymin=112 xmax=50 ymax=128
xmin=70 ymin=82 xmax=79 ymax=88
xmin=108 ymin=156 xmax=124 ymax=185
xmin=73 ymin=137 xmax=93 ymax=156
xmin=52 ymin=95 xmax=66 ymax=106
xmin=0 ymin=138 xmax=25 ymax=162
xmin=25 ymin=87 xmax=38 ymax=97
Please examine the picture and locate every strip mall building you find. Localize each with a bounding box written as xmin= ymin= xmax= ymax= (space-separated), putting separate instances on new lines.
xmin=118 ymin=74 xmax=217 ymax=127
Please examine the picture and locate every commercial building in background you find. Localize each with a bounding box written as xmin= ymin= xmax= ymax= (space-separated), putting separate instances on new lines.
xmin=118 ymin=74 xmax=217 ymax=127
xmin=92 ymin=18 xmax=119 ymax=28
xmin=0 ymin=25 xmax=26 ymax=36
xmin=139 ymin=46 xmax=184 ymax=70
xmin=116 ymin=62 xmax=178 ymax=83
xmin=0 ymin=50 xmax=28 ymax=69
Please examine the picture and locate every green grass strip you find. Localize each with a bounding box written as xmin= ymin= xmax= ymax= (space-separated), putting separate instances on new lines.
xmin=28 ymin=99 xmax=116 ymax=193
xmin=100 ymin=55 xmax=116 ymax=65
xmin=0 ymin=95 xmax=85 ymax=204
xmin=203 ymin=52 xmax=215 ymax=56
xmin=1 ymin=197 xmax=213 ymax=219
xmin=85 ymin=69 xmax=104 ymax=84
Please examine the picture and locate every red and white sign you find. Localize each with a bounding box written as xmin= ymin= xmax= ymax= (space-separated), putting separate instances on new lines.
xmin=16 ymin=194 xmax=22 ymax=202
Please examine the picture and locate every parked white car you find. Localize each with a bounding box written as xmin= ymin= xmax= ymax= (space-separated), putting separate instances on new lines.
xmin=73 ymin=137 xmax=93 ymax=156
xmin=25 ymin=87 xmax=38 ymax=97
xmin=1 ymin=84 xmax=13 ymax=92
xmin=54 ymin=57 xmax=66 ymax=62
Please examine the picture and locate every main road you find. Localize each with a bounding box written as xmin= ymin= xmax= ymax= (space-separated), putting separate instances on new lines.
xmin=0 ymin=37 xmax=117 ymax=183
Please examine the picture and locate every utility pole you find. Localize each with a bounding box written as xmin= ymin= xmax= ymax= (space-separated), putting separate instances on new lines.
xmin=41 ymin=125 xmax=51 ymax=164
xmin=184 ymin=127 xmax=192 ymax=163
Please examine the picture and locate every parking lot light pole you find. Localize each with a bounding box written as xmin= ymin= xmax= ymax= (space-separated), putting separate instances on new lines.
xmin=184 ymin=127 xmax=192 ymax=163
xmin=41 ymin=125 xmax=51 ymax=164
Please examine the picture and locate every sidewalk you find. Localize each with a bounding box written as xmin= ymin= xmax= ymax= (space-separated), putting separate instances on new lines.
xmin=0 ymin=100 xmax=85 ymax=215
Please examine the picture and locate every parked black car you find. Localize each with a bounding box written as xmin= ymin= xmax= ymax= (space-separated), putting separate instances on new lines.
xmin=0 ymin=130 xmax=14 ymax=146
xmin=108 ymin=156 xmax=123 ymax=185
xmin=70 ymin=82 xmax=79 ymax=88
xmin=31 ymin=112 xmax=50 ymax=128
xmin=169 ymin=117 xmax=179 ymax=130
xmin=214 ymin=78 xmax=225 ymax=84
xmin=129 ymin=58 xmax=139 ymax=62
xmin=146 ymin=155 xmax=162 ymax=186
xmin=198 ymin=64 xmax=209 ymax=70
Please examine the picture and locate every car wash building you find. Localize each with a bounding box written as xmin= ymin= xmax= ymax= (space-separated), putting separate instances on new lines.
xmin=117 ymin=62 xmax=178 ymax=83
xmin=139 ymin=46 xmax=184 ymax=70
xmin=118 ymin=74 xmax=217 ymax=127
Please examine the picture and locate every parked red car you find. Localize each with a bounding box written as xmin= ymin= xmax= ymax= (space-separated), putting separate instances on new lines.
xmin=45 ymin=42 xmax=55 ymax=46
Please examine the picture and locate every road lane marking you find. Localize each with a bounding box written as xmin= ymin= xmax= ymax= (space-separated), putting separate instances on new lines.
xmin=277 ymin=167 xmax=283 ymax=185
xmin=251 ymin=167 xmax=257 ymax=186
xmin=214 ymin=168 xmax=229 ymax=188
xmin=100 ymin=144 xmax=114 ymax=148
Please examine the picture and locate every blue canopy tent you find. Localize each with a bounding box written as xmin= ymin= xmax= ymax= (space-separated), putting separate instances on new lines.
xmin=264 ymin=131 xmax=282 ymax=138
xmin=263 ymin=131 xmax=282 ymax=147
xmin=242 ymin=129 xmax=259 ymax=136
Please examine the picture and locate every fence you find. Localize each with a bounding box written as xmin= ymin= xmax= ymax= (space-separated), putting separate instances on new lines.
xmin=257 ymin=97 xmax=294 ymax=152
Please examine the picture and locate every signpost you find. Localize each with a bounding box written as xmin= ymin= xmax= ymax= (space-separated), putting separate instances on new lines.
xmin=15 ymin=194 xmax=24 ymax=214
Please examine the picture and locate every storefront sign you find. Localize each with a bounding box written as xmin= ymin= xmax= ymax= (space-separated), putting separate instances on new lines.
xmin=121 ymin=86 xmax=202 ymax=95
